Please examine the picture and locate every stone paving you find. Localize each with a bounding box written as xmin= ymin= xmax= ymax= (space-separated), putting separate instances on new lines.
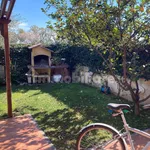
xmin=0 ymin=114 xmax=56 ymax=150
xmin=0 ymin=114 xmax=149 ymax=150
xmin=130 ymin=128 xmax=150 ymax=150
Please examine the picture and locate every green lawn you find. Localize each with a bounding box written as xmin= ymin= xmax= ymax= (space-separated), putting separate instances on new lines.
xmin=0 ymin=83 xmax=149 ymax=150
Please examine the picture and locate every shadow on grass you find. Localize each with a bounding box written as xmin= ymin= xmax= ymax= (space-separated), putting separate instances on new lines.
xmin=0 ymin=113 xmax=8 ymax=120
xmin=33 ymin=83 xmax=150 ymax=131
xmin=12 ymin=104 xmax=106 ymax=149
xmin=11 ymin=83 xmax=149 ymax=129
xmin=13 ymin=105 xmax=39 ymax=116
xmin=1 ymin=83 xmax=150 ymax=149
xmin=12 ymin=85 xmax=42 ymax=93
xmin=33 ymin=108 xmax=89 ymax=150
xmin=37 ymin=83 xmax=125 ymax=124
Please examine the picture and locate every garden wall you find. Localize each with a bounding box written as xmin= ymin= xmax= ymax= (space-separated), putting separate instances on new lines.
xmin=72 ymin=66 xmax=150 ymax=105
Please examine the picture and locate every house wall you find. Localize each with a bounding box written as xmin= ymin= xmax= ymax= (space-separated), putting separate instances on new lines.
xmin=72 ymin=66 xmax=150 ymax=105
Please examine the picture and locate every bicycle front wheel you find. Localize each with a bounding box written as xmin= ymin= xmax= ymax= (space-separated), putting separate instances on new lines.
xmin=76 ymin=123 xmax=126 ymax=150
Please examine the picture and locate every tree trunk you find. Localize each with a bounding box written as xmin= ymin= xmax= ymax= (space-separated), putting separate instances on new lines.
xmin=134 ymin=80 xmax=140 ymax=115
xmin=117 ymin=83 xmax=121 ymax=97
xmin=134 ymin=101 xmax=140 ymax=116
xmin=130 ymin=88 xmax=140 ymax=116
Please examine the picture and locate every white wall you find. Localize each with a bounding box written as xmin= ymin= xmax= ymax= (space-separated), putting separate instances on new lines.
xmin=72 ymin=66 xmax=150 ymax=105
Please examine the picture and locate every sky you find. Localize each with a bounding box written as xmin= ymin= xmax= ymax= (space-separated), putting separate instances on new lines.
xmin=12 ymin=0 xmax=51 ymax=31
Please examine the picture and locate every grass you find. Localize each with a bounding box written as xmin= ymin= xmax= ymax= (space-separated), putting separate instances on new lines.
xmin=0 ymin=83 xmax=149 ymax=149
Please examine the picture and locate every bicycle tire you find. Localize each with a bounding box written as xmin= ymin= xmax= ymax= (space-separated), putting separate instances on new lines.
xmin=76 ymin=123 xmax=126 ymax=150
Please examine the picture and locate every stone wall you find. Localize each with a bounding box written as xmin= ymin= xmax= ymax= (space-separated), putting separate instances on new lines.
xmin=72 ymin=66 xmax=150 ymax=105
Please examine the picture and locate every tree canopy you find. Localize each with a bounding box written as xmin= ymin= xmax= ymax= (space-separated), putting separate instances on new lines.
xmin=42 ymin=0 xmax=150 ymax=78
xmin=43 ymin=0 xmax=150 ymax=115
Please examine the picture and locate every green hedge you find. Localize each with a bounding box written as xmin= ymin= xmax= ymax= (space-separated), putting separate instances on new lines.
xmin=10 ymin=45 xmax=31 ymax=84
xmin=0 ymin=44 xmax=31 ymax=84
xmin=49 ymin=44 xmax=106 ymax=73
xmin=0 ymin=43 xmax=150 ymax=85
xmin=50 ymin=44 xmax=150 ymax=80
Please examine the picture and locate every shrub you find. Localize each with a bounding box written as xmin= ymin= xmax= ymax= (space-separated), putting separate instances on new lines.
xmin=0 ymin=44 xmax=30 ymax=84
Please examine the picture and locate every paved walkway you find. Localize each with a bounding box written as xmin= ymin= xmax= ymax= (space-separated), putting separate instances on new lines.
xmin=129 ymin=129 xmax=150 ymax=150
xmin=0 ymin=114 xmax=55 ymax=150
xmin=0 ymin=114 xmax=149 ymax=150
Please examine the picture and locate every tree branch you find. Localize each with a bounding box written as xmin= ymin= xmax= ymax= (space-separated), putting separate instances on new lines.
xmin=124 ymin=19 xmax=150 ymax=46
xmin=94 ymin=47 xmax=129 ymax=91
xmin=123 ymin=46 xmax=127 ymax=82
xmin=140 ymin=94 xmax=150 ymax=103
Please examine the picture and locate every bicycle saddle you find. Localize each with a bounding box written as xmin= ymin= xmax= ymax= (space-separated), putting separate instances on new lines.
xmin=108 ymin=103 xmax=131 ymax=111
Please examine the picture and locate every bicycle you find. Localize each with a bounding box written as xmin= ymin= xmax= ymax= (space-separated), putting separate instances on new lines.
xmin=76 ymin=103 xmax=150 ymax=150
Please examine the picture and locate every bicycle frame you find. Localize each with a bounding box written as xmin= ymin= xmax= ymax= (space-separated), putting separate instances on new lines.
xmin=77 ymin=107 xmax=150 ymax=150
xmin=120 ymin=111 xmax=150 ymax=150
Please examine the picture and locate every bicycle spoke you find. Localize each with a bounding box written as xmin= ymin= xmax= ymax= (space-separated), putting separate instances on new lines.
xmin=77 ymin=124 xmax=126 ymax=150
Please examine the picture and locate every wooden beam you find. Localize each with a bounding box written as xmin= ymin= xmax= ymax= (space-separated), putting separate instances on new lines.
xmin=0 ymin=0 xmax=7 ymax=18
xmin=0 ymin=0 xmax=16 ymax=118
xmin=3 ymin=23 xmax=12 ymax=117
xmin=0 ymin=18 xmax=11 ymax=24
xmin=6 ymin=0 xmax=16 ymax=19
